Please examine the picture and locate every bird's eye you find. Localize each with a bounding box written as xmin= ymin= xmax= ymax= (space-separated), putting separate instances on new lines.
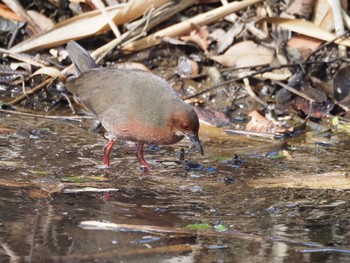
xmin=183 ymin=124 xmax=189 ymax=130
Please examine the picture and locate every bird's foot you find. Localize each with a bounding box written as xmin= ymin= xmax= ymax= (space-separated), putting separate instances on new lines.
xmin=137 ymin=143 xmax=151 ymax=172
xmin=103 ymin=140 xmax=115 ymax=167
xmin=140 ymin=160 xmax=151 ymax=172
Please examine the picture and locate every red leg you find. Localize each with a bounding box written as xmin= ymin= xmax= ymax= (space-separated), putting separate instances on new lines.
xmin=103 ymin=140 xmax=115 ymax=166
xmin=136 ymin=143 xmax=151 ymax=171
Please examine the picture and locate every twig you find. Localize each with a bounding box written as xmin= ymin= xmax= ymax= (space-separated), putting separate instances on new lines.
xmin=93 ymin=0 xmax=195 ymax=62
xmin=0 ymin=48 xmax=48 ymax=68
xmin=225 ymin=129 xmax=276 ymax=139
xmin=273 ymin=80 xmax=316 ymax=102
xmin=61 ymin=93 xmax=76 ymax=114
xmin=0 ymin=109 xmax=94 ymax=121
xmin=300 ymin=248 xmax=350 ymax=254
xmin=92 ymin=0 xmax=121 ymax=38
xmin=9 ymin=78 xmax=54 ymax=105
xmin=243 ymin=77 xmax=267 ymax=106
xmin=63 ymin=188 xmax=119 ymax=194
xmin=184 ymin=58 xmax=346 ymax=100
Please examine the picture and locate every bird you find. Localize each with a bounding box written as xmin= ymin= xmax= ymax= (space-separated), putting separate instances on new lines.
xmin=65 ymin=41 xmax=203 ymax=171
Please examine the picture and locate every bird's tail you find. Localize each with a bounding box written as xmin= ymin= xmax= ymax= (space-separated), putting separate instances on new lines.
xmin=66 ymin=41 xmax=98 ymax=74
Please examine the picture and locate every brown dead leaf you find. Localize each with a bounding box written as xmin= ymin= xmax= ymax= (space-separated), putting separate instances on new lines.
xmin=295 ymin=98 xmax=334 ymax=118
xmin=287 ymin=35 xmax=322 ymax=61
xmin=0 ymin=3 xmax=22 ymax=21
xmin=180 ymin=25 xmax=210 ymax=53
xmin=211 ymin=40 xmax=273 ymax=68
xmin=286 ymin=0 xmax=314 ymax=18
xmin=246 ymin=110 xmax=288 ymax=134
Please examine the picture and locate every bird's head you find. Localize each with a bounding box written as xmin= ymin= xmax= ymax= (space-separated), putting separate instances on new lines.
xmin=170 ymin=109 xmax=203 ymax=155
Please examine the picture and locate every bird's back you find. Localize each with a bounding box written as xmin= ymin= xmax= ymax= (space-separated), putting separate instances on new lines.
xmin=67 ymin=68 xmax=188 ymax=126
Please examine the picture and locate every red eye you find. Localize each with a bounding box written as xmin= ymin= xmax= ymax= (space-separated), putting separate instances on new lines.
xmin=183 ymin=124 xmax=189 ymax=130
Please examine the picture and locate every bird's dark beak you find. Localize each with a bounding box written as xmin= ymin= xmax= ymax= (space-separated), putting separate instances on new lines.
xmin=187 ymin=134 xmax=204 ymax=155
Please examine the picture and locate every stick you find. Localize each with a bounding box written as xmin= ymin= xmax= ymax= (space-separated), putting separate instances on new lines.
xmin=0 ymin=109 xmax=94 ymax=121
xmin=9 ymin=78 xmax=54 ymax=105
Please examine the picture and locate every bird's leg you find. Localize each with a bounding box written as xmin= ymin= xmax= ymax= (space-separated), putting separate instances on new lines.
xmin=103 ymin=140 xmax=115 ymax=166
xmin=136 ymin=143 xmax=151 ymax=171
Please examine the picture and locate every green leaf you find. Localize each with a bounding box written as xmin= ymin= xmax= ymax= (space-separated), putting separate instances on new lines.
xmin=332 ymin=117 xmax=339 ymax=126
xmin=186 ymin=223 xmax=211 ymax=230
xmin=214 ymin=223 xmax=228 ymax=232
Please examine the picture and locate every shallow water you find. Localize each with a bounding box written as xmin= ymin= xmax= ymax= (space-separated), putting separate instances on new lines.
xmin=0 ymin=113 xmax=349 ymax=262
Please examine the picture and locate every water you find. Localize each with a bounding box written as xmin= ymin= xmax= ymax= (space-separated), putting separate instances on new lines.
xmin=0 ymin=113 xmax=349 ymax=262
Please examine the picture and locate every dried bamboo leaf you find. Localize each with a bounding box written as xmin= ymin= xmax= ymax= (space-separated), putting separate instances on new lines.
xmin=261 ymin=17 xmax=350 ymax=47
xmin=122 ymin=0 xmax=264 ymax=51
xmin=9 ymin=0 xmax=169 ymax=53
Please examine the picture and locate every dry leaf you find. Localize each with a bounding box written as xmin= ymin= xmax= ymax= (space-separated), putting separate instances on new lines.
xmin=261 ymin=17 xmax=350 ymax=47
xmin=313 ymin=0 xmax=333 ymax=31
xmin=0 ymin=3 xmax=22 ymax=21
xmin=215 ymin=23 xmax=244 ymax=54
xmin=287 ymin=35 xmax=322 ymax=61
xmin=113 ymin=62 xmax=150 ymax=72
xmin=180 ymin=25 xmax=210 ymax=53
xmin=27 ymin=10 xmax=54 ymax=33
xmin=2 ymin=0 xmax=42 ymax=35
xmin=286 ymin=0 xmax=314 ymax=18
xmin=211 ymin=40 xmax=273 ymax=68
xmin=209 ymin=28 xmax=226 ymax=42
xmin=123 ymin=0 xmax=264 ymax=52
xmin=246 ymin=110 xmax=287 ymax=134
xmin=9 ymin=0 xmax=169 ymax=53
xmin=313 ymin=0 xmax=347 ymax=32
xmin=32 ymin=67 xmax=65 ymax=81
xmin=295 ymin=98 xmax=334 ymax=118
xmin=10 ymin=62 xmax=31 ymax=73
